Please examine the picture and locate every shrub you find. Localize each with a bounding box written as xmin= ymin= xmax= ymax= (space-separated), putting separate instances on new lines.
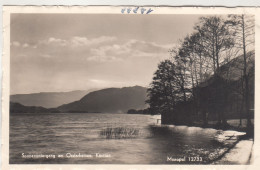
xmin=100 ymin=127 xmax=139 ymax=139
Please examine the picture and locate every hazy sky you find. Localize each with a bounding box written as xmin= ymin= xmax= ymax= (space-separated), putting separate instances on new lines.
xmin=11 ymin=14 xmax=202 ymax=94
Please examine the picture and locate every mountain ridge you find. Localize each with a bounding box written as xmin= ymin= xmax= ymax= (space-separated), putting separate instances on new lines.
xmin=10 ymin=89 xmax=96 ymax=108
xmin=58 ymin=86 xmax=148 ymax=113
xmin=10 ymin=86 xmax=149 ymax=114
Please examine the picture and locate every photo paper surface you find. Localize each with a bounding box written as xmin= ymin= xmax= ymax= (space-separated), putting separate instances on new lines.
xmin=2 ymin=6 xmax=260 ymax=170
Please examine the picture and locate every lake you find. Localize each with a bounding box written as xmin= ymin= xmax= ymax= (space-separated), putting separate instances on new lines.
xmin=10 ymin=113 xmax=242 ymax=164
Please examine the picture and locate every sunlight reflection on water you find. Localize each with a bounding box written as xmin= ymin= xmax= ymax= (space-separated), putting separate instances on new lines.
xmin=10 ymin=113 xmax=242 ymax=164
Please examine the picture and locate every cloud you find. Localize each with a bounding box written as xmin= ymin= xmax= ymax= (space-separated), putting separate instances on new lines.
xmin=40 ymin=54 xmax=52 ymax=58
xmin=40 ymin=36 xmax=117 ymax=47
xmin=87 ymin=55 xmax=120 ymax=62
xmin=11 ymin=36 xmax=174 ymax=95
xmin=22 ymin=43 xmax=29 ymax=48
xmin=11 ymin=36 xmax=172 ymax=64
xmin=11 ymin=41 xmax=39 ymax=49
xmin=48 ymin=37 xmax=68 ymax=46
xmin=88 ymin=79 xmax=133 ymax=88
xmin=71 ymin=36 xmax=117 ymax=47
xmin=88 ymin=39 xmax=172 ymax=62
xmin=12 ymin=41 xmax=21 ymax=47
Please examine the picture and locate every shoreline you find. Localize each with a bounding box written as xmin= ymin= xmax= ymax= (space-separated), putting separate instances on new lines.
xmin=213 ymin=138 xmax=254 ymax=164
xmin=162 ymin=118 xmax=254 ymax=133
xmin=155 ymin=122 xmax=253 ymax=164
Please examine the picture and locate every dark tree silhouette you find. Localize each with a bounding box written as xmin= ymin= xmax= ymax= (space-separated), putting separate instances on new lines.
xmin=147 ymin=15 xmax=254 ymax=134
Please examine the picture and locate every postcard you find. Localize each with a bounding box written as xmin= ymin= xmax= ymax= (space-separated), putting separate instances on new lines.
xmin=2 ymin=6 xmax=260 ymax=170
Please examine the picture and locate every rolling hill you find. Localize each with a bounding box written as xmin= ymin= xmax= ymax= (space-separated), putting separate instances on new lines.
xmin=57 ymin=86 xmax=148 ymax=113
xmin=10 ymin=102 xmax=59 ymax=113
xmin=10 ymin=90 xmax=95 ymax=108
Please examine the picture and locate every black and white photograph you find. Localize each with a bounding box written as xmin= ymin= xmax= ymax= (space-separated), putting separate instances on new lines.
xmin=3 ymin=7 xmax=256 ymax=166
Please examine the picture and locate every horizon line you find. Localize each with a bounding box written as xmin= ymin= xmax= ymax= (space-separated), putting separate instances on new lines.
xmin=10 ymin=85 xmax=148 ymax=95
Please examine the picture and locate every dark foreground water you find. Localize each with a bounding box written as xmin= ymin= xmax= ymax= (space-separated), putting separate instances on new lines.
xmin=10 ymin=113 xmax=242 ymax=164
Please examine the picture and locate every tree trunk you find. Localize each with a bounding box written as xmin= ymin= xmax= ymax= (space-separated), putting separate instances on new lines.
xmin=242 ymin=15 xmax=252 ymax=136
xmin=215 ymin=33 xmax=220 ymax=70
xmin=239 ymin=71 xmax=244 ymax=127
xmin=212 ymin=35 xmax=216 ymax=74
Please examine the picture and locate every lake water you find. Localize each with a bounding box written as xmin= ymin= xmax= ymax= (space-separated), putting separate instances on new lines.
xmin=10 ymin=113 xmax=241 ymax=164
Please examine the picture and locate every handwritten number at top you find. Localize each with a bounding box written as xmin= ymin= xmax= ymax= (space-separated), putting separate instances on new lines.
xmin=121 ymin=7 xmax=153 ymax=14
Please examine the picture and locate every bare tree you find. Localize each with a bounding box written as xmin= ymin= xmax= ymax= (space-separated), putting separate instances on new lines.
xmin=226 ymin=14 xmax=255 ymax=132
xmin=194 ymin=16 xmax=235 ymax=125
xmin=195 ymin=16 xmax=234 ymax=74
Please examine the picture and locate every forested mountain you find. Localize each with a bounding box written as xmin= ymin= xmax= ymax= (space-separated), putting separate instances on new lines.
xmin=58 ymin=86 xmax=148 ymax=113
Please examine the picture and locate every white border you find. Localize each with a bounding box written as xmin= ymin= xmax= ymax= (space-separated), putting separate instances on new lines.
xmin=2 ymin=6 xmax=260 ymax=170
